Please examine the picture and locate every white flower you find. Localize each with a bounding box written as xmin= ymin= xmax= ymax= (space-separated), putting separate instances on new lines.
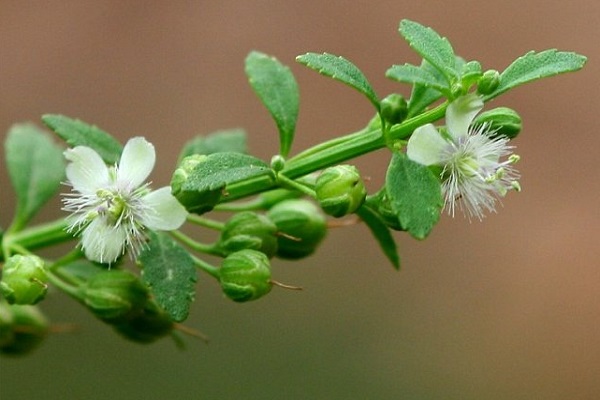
xmin=407 ymin=94 xmax=521 ymax=220
xmin=62 ymin=137 xmax=188 ymax=263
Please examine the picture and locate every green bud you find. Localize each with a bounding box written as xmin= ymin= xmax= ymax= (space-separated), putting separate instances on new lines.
xmin=218 ymin=211 xmax=278 ymax=258
xmin=219 ymin=249 xmax=272 ymax=302
xmin=0 ymin=302 xmax=15 ymax=348
xmin=0 ymin=255 xmax=48 ymax=305
xmin=315 ymin=165 xmax=367 ymax=217
xmin=380 ymin=93 xmax=408 ymax=125
xmin=171 ymin=154 xmax=222 ymax=214
xmin=0 ymin=304 xmax=48 ymax=356
xmin=112 ymin=300 xmax=174 ymax=344
xmin=270 ymin=154 xmax=286 ymax=172
xmin=473 ymin=107 xmax=522 ymax=140
xmin=81 ymin=270 xmax=149 ymax=322
xmin=267 ymin=199 xmax=327 ymax=259
xmin=477 ymin=69 xmax=501 ymax=95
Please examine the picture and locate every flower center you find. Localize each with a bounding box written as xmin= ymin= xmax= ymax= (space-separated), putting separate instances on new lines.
xmin=96 ymin=189 xmax=128 ymax=225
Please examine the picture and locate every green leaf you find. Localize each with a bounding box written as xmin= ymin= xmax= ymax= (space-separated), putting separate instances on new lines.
xmin=296 ymin=52 xmax=379 ymax=109
xmin=386 ymin=63 xmax=450 ymax=95
xmin=42 ymin=114 xmax=123 ymax=164
xmin=399 ymin=19 xmax=458 ymax=80
xmin=5 ymin=123 xmax=65 ymax=230
xmin=407 ymin=60 xmax=445 ymax=117
xmin=245 ymin=51 xmax=299 ymax=158
xmin=138 ymin=231 xmax=197 ymax=322
xmin=178 ymin=128 xmax=247 ymax=163
xmin=385 ymin=153 xmax=443 ymax=239
xmin=492 ymin=49 xmax=587 ymax=98
xmin=356 ymin=205 xmax=400 ymax=270
xmin=178 ymin=152 xmax=273 ymax=195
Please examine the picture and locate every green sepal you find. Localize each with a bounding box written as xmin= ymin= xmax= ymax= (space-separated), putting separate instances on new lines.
xmin=5 ymin=123 xmax=65 ymax=230
xmin=245 ymin=51 xmax=299 ymax=157
xmin=399 ymin=20 xmax=459 ymax=81
xmin=356 ymin=205 xmax=400 ymax=270
xmin=296 ymin=52 xmax=379 ymax=109
xmin=177 ymin=128 xmax=247 ymax=163
xmin=138 ymin=231 xmax=197 ymax=323
xmin=489 ymin=49 xmax=587 ymax=98
xmin=385 ymin=153 xmax=443 ymax=239
xmin=41 ymin=114 xmax=123 ymax=164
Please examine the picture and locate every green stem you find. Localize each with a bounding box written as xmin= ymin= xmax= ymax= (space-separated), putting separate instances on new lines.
xmin=276 ymin=174 xmax=316 ymax=198
xmin=1 ymin=219 xmax=74 ymax=261
xmin=170 ymin=230 xmax=220 ymax=255
xmin=186 ymin=215 xmax=225 ymax=231
xmin=223 ymin=102 xmax=448 ymax=201
xmin=192 ymin=255 xmax=220 ymax=280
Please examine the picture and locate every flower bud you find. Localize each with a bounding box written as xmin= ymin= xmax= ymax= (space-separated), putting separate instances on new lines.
xmin=267 ymin=199 xmax=327 ymax=259
xmin=474 ymin=107 xmax=522 ymax=140
xmin=0 ymin=255 xmax=48 ymax=305
xmin=0 ymin=303 xmax=15 ymax=348
xmin=219 ymin=249 xmax=272 ymax=302
xmin=477 ymin=69 xmax=501 ymax=95
xmin=0 ymin=304 xmax=48 ymax=356
xmin=315 ymin=165 xmax=367 ymax=217
xmin=171 ymin=154 xmax=222 ymax=214
xmin=81 ymin=270 xmax=149 ymax=322
xmin=218 ymin=212 xmax=278 ymax=258
xmin=112 ymin=300 xmax=174 ymax=344
xmin=380 ymin=93 xmax=408 ymax=125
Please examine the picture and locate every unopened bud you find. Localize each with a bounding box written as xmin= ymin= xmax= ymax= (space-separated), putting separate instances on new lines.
xmin=218 ymin=211 xmax=278 ymax=258
xmin=81 ymin=270 xmax=149 ymax=322
xmin=0 ymin=304 xmax=48 ymax=356
xmin=171 ymin=154 xmax=222 ymax=214
xmin=477 ymin=69 xmax=501 ymax=95
xmin=380 ymin=93 xmax=408 ymax=125
xmin=267 ymin=199 xmax=327 ymax=259
xmin=474 ymin=107 xmax=522 ymax=139
xmin=112 ymin=300 xmax=174 ymax=344
xmin=219 ymin=249 xmax=272 ymax=302
xmin=0 ymin=255 xmax=48 ymax=305
xmin=315 ymin=165 xmax=367 ymax=217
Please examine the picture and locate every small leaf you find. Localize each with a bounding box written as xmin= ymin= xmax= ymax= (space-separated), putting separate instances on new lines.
xmin=407 ymin=60 xmax=445 ymax=117
xmin=138 ymin=231 xmax=197 ymax=322
xmin=5 ymin=123 xmax=65 ymax=230
xmin=245 ymin=51 xmax=299 ymax=158
xmin=356 ymin=205 xmax=400 ymax=270
xmin=492 ymin=49 xmax=587 ymax=98
xmin=385 ymin=152 xmax=443 ymax=239
xmin=42 ymin=114 xmax=123 ymax=164
xmin=399 ymin=20 xmax=458 ymax=80
xmin=386 ymin=63 xmax=450 ymax=95
xmin=179 ymin=152 xmax=273 ymax=194
xmin=296 ymin=52 xmax=379 ymax=108
xmin=460 ymin=60 xmax=483 ymax=87
xmin=178 ymin=128 xmax=247 ymax=163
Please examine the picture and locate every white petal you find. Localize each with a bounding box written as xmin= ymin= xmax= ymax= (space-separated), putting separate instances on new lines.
xmin=406 ymin=124 xmax=449 ymax=166
xmin=446 ymin=94 xmax=484 ymax=140
xmin=64 ymin=146 xmax=110 ymax=194
xmin=81 ymin=218 xmax=127 ymax=263
xmin=117 ymin=137 xmax=156 ymax=188
xmin=139 ymin=187 xmax=188 ymax=230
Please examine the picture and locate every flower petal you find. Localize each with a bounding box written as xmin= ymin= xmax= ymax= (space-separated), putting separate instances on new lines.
xmin=81 ymin=217 xmax=127 ymax=263
xmin=117 ymin=137 xmax=156 ymax=189
xmin=406 ymin=124 xmax=449 ymax=166
xmin=139 ymin=187 xmax=188 ymax=230
xmin=64 ymin=146 xmax=110 ymax=194
xmin=446 ymin=94 xmax=484 ymax=140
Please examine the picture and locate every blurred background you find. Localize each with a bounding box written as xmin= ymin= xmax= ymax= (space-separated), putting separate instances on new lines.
xmin=1 ymin=1 xmax=598 ymax=399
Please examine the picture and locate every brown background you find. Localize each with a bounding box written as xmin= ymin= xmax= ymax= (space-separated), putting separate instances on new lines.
xmin=1 ymin=1 xmax=598 ymax=399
